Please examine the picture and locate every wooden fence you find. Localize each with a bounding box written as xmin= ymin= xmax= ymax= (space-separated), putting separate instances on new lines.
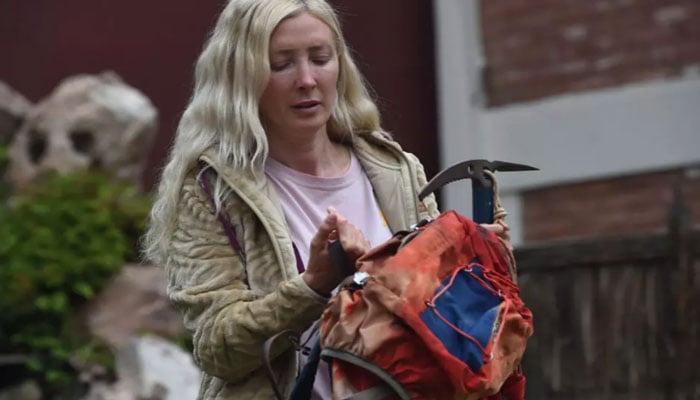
xmin=515 ymin=222 xmax=699 ymax=400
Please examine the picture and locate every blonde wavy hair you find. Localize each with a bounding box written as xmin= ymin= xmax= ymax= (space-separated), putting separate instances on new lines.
xmin=144 ymin=0 xmax=381 ymax=265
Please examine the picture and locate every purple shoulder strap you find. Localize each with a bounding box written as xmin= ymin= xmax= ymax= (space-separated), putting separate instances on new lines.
xmin=198 ymin=164 xmax=245 ymax=261
xmin=197 ymin=163 xmax=305 ymax=273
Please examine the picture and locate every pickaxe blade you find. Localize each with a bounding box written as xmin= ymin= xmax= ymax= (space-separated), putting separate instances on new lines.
xmin=418 ymin=159 xmax=538 ymax=201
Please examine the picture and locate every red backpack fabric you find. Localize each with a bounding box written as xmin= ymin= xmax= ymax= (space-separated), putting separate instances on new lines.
xmin=319 ymin=211 xmax=534 ymax=399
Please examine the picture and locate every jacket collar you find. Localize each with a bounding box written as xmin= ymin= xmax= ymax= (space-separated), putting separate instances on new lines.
xmin=351 ymin=131 xmax=419 ymax=232
xmin=199 ymin=148 xmax=296 ymax=281
xmin=198 ymin=130 xmax=420 ymax=235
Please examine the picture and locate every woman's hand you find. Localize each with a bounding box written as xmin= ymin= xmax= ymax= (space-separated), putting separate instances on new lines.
xmin=480 ymin=222 xmax=513 ymax=252
xmin=303 ymin=207 xmax=370 ymax=296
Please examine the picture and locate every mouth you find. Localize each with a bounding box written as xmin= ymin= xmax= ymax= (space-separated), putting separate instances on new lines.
xmin=292 ymin=100 xmax=321 ymax=110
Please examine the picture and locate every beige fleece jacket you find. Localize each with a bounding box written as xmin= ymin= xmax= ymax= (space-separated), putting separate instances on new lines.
xmin=165 ymin=131 xmax=439 ymax=399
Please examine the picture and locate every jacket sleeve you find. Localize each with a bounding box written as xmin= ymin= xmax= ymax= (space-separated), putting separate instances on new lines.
xmin=165 ymin=174 xmax=328 ymax=381
xmin=406 ymin=152 xmax=441 ymax=220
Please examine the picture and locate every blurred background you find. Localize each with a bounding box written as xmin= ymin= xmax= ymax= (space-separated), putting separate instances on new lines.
xmin=1 ymin=0 xmax=698 ymax=399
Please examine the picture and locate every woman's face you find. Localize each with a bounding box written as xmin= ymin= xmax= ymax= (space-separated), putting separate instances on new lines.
xmin=259 ymin=12 xmax=339 ymax=140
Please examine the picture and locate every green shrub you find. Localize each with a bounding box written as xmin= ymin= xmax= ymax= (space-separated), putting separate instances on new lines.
xmin=0 ymin=145 xmax=7 ymax=169
xmin=0 ymin=145 xmax=9 ymax=200
xmin=0 ymin=169 xmax=151 ymax=394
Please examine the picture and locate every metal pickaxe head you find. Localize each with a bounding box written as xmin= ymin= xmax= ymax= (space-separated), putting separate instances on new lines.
xmin=419 ymin=159 xmax=538 ymax=224
xmin=418 ymin=159 xmax=538 ymax=201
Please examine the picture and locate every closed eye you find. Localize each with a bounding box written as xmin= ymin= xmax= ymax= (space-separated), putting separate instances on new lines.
xmin=309 ymin=46 xmax=334 ymax=66
xmin=312 ymin=57 xmax=331 ymax=66
xmin=270 ymin=61 xmax=291 ymax=71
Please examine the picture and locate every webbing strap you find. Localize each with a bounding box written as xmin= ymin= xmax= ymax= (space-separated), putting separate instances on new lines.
xmin=261 ymin=329 xmax=300 ymax=400
xmin=321 ymin=348 xmax=411 ymax=400
xmin=199 ymin=163 xmax=310 ymax=396
xmin=198 ymin=163 xmax=245 ymax=262
xmin=197 ymin=162 xmax=305 ymax=273
xmin=483 ymin=169 xmax=518 ymax=283
xmin=289 ymin=339 xmax=322 ymax=400
xmin=342 ymin=385 xmax=393 ymax=400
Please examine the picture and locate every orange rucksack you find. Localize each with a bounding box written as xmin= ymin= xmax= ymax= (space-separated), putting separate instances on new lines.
xmin=319 ymin=211 xmax=534 ymax=399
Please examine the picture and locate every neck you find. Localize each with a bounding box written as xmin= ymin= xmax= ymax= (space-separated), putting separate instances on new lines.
xmin=267 ymin=129 xmax=350 ymax=177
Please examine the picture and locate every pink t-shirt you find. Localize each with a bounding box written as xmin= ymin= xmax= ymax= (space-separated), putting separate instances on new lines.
xmin=265 ymin=151 xmax=392 ymax=399
xmin=265 ymin=152 xmax=392 ymax=268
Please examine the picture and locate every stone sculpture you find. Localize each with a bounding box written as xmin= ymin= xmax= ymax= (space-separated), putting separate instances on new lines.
xmin=0 ymin=81 xmax=32 ymax=146
xmin=5 ymin=72 xmax=157 ymax=188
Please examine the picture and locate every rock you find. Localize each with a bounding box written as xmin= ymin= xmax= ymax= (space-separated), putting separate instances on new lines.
xmin=115 ymin=336 xmax=201 ymax=400
xmin=0 ymin=380 xmax=41 ymax=400
xmin=80 ymin=381 xmax=135 ymax=400
xmin=0 ymin=81 xmax=32 ymax=146
xmin=6 ymin=71 xmax=157 ymax=189
xmin=84 ymin=264 xmax=186 ymax=349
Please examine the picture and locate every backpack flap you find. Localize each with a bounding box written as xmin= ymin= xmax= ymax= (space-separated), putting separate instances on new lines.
xmin=320 ymin=211 xmax=533 ymax=399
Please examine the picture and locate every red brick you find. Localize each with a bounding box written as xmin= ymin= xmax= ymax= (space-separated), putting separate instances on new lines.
xmin=522 ymin=169 xmax=700 ymax=243
xmin=479 ymin=0 xmax=700 ymax=106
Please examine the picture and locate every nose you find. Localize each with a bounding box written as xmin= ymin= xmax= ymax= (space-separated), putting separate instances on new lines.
xmin=296 ymin=61 xmax=316 ymax=90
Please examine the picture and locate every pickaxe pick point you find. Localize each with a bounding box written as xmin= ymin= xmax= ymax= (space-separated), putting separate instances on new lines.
xmin=418 ymin=159 xmax=538 ymax=201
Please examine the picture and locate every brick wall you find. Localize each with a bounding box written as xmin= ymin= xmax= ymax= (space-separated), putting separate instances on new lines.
xmin=522 ymin=168 xmax=700 ymax=243
xmin=480 ymin=0 xmax=700 ymax=106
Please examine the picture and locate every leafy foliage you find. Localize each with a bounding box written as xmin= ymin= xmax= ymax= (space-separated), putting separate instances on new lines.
xmin=0 ymin=145 xmax=9 ymax=200
xmin=0 ymin=145 xmax=7 ymax=170
xmin=0 ymin=169 xmax=151 ymax=394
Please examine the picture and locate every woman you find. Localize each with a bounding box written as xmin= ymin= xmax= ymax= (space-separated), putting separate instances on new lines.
xmin=144 ymin=0 xmax=507 ymax=398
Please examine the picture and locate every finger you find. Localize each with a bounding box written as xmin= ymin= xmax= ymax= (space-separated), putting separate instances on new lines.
xmin=335 ymin=217 xmax=362 ymax=239
xmin=338 ymin=228 xmax=370 ymax=257
xmin=505 ymin=238 xmax=514 ymax=250
xmin=327 ymin=206 xmax=348 ymax=226
xmin=327 ymin=230 xmax=338 ymax=242
xmin=311 ymin=212 xmax=338 ymax=249
xmin=325 ymin=207 xmax=345 ymax=243
xmin=497 ymin=221 xmax=510 ymax=231
xmin=480 ymin=223 xmax=505 ymax=234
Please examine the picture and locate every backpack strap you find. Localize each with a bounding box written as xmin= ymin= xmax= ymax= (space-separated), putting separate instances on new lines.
xmin=289 ymin=339 xmax=322 ymax=400
xmin=199 ymin=162 xmax=313 ymax=398
xmin=320 ymin=348 xmax=411 ymax=400
xmin=287 ymin=242 xmax=359 ymax=399
xmin=262 ymin=329 xmax=301 ymax=400
xmin=197 ymin=163 xmax=246 ymax=265
xmin=341 ymin=385 xmax=393 ymax=400
xmin=484 ymin=169 xmax=518 ymax=283
xmin=291 ymin=340 xmax=395 ymax=400
xmin=198 ymin=162 xmax=307 ymax=274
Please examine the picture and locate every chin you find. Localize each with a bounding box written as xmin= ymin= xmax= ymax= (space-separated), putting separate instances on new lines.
xmin=293 ymin=116 xmax=331 ymax=133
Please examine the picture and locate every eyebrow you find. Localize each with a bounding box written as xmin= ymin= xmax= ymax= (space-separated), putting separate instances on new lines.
xmin=269 ymin=44 xmax=334 ymax=56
